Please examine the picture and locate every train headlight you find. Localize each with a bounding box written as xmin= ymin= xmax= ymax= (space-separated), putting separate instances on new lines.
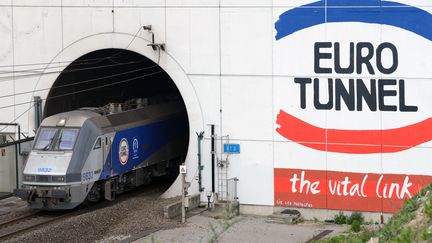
xmin=52 ymin=176 xmax=65 ymax=183
xmin=57 ymin=118 xmax=67 ymax=127
xmin=23 ymin=175 xmax=36 ymax=182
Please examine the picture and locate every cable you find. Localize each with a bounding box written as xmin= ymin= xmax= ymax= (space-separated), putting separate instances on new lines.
xmin=108 ymin=27 xmax=143 ymax=61
xmin=0 ymin=65 xmax=159 ymax=100
xmin=0 ymin=57 xmax=141 ymax=74
xmin=0 ymin=57 xmax=107 ymax=69
xmin=0 ymin=69 xmax=164 ymax=111
xmin=0 ymin=26 xmax=152 ymax=132
xmin=0 ymin=60 xmax=146 ymax=82
xmin=0 ymin=27 xmax=147 ymax=80
xmin=0 ymin=104 xmax=35 ymax=133
xmin=0 ymin=69 xmax=164 ymax=132
xmin=0 ymin=26 xmax=147 ymax=75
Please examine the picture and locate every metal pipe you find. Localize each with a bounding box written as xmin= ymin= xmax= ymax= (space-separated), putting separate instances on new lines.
xmin=34 ymin=96 xmax=42 ymax=130
xmin=196 ymin=131 xmax=204 ymax=192
xmin=181 ymin=168 xmax=186 ymax=223
xmin=14 ymin=143 xmax=19 ymax=190
xmin=211 ymin=125 xmax=215 ymax=193
xmin=18 ymin=125 xmax=21 ymax=155
xmin=0 ymin=123 xmax=18 ymax=126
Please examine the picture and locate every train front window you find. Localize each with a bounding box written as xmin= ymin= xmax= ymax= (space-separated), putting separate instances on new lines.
xmin=58 ymin=129 xmax=79 ymax=150
xmin=34 ymin=128 xmax=58 ymax=150
xmin=34 ymin=127 xmax=79 ymax=151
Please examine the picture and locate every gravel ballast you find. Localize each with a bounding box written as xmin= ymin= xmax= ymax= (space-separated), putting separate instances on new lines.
xmin=5 ymin=184 xmax=183 ymax=243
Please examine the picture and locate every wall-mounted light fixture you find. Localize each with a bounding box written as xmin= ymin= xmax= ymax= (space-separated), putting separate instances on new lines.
xmin=143 ymin=25 xmax=165 ymax=51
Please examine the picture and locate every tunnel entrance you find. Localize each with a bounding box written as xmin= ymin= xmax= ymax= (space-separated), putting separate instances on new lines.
xmin=44 ymin=48 xmax=185 ymax=117
xmin=44 ymin=48 xmax=190 ymax=182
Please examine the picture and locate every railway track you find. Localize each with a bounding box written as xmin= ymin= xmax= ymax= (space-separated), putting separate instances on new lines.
xmin=0 ymin=211 xmax=57 ymax=240
xmin=0 ymin=181 xmax=170 ymax=241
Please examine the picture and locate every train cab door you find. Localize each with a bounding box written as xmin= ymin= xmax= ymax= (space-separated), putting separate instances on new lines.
xmin=102 ymin=136 xmax=112 ymax=171
xmin=93 ymin=137 xmax=103 ymax=170
xmin=103 ymin=136 xmax=115 ymax=201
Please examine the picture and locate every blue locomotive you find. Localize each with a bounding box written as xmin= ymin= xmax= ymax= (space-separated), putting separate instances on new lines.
xmin=15 ymin=98 xmax=189 ymax=210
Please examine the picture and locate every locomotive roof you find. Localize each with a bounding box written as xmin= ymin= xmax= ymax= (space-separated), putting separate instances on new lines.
xmin=40 ymin=110 xmax=102 ymax=127
xmin=40 ymin=102 xmax=184 ymax=132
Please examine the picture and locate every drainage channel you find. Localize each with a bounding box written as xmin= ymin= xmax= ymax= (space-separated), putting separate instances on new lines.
xmin=305 ymin=230 xmax=334 ymax=243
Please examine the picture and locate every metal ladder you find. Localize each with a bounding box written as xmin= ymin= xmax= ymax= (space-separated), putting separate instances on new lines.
xmin=216 ymin=135 xmax=230 ymax=201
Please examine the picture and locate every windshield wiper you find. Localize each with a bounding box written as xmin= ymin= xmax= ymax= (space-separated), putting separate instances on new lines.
xmin=42 ymin=139 xmax=53 ymax=150
xmin=41 ymin=130 xmax=59 ymax=151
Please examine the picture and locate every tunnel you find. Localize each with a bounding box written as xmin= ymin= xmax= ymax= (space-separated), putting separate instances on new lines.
xmin=43 ymin=48 xmax=190 ymax=181
xmin=44 ymin=48 xmax=187 ymax=117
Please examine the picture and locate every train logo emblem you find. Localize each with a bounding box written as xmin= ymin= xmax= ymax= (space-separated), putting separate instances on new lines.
xmin=132 ymin=138 xmax=139 ymax=159
xmin=119 ymin=138 xmax=129 ymax=165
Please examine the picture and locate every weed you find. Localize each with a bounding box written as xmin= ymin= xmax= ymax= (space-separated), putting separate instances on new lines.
xmin=208 ymin=223 xmax=218 ymax=243
xmin=424 ymin=196 xmax=432 ymax=219
xmin=347 ymin=212 xmax=364 ymax=225
xmin=421 ymin=226 xmax=432 ymax=240
xmin=320 ymin=183 xmax=432 ymax=243
xmin=143 ymin=235 xmax=159 ymax=243
xmin=395 ymin=227 xmax=413 ymax=243
xmin=207 ymin=202 xmax=241 ymax=243
xmin=334 ymin=212 xmax=347 ymax=225
xmin=350 ymin=219 xmax=361 ymax=233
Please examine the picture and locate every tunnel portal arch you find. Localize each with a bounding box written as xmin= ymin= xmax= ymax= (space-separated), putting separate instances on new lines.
xmin=32 ymin=32 xmax=204 ymax=197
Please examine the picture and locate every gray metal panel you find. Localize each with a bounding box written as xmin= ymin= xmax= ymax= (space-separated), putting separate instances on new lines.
xmin=106 ymin=102 xmax=185 ymax=131
xmin=88 ymin=116 xmax=115 ymax=133
xmin=65 ymin=119 xmax=102 ymax=182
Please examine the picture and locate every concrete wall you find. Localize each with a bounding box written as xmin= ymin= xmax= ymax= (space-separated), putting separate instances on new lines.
xmin=0 ymin=0 xmax=431 ymax=215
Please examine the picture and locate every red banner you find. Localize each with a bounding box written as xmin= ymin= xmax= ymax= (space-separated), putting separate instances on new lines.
xmin=274 ymin=168 xmax=432 ymax=213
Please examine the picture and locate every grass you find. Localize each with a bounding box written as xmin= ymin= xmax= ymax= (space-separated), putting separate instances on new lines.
xmin=316 ymin=183 xmax=432 ymax=243
xmin=207 ymin=201 xmax=241 ymax=243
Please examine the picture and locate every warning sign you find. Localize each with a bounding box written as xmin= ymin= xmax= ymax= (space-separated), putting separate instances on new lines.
xmin=180 ymin=165 xmax=187 ymax=174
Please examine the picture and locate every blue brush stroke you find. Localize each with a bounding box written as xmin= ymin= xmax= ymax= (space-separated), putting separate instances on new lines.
xmin=275 ymin=0 xmax=432 ymax=42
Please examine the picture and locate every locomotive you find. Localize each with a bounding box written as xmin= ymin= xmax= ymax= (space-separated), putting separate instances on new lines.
xmin=14 ymin=98 xmax=189 ymax=210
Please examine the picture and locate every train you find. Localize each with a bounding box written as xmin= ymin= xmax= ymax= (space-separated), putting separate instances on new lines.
xmin=14 ymin=98 xmax=189 ymax=210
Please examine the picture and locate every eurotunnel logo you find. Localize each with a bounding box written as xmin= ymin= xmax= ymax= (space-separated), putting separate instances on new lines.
xmin=274 ymin=0 xmax=432 ymax=154
xmin=132 ymin=138 xmax=139 ymax=160
xmin=119 ymin=138 xmax=129 ymax=165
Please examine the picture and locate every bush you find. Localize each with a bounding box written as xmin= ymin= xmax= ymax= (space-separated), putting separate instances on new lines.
xmin=347 ymin=212 xmax=364 ymax=225
xmin=424 ymin=196 xmax=432 ymax=219
xmin=396 ymin=227 xmax=413 ymax=242
xmin=350 ymin=219 xmax=361 ymax=233
xmin=334 ymin=212 xmax=347 ymax=224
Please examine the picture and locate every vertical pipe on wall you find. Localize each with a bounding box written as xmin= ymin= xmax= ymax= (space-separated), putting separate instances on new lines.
xmin=211 ymin=125 xmax=215 ymax=193
xmin=196 ymin=131 xmax=204 ymax=192
xmin=14 ymin=143 xmax=18 ymax=190
xmin=34 ymin=96 xmax=42 ymax=130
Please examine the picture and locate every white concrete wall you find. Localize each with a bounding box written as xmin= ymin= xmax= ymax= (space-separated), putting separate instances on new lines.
xmin=0 ymin=0 xmax=430 ymax=215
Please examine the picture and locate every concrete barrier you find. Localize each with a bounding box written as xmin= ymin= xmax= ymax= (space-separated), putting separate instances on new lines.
xmin=163 ymin=194 xmax=200 ymax=219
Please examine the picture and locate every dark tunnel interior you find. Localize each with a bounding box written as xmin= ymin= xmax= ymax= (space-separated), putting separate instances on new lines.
xmin=44 ymin=48 xmax=185 ymax=117
xmin=43 ymin=49 xmax=190 ymax=174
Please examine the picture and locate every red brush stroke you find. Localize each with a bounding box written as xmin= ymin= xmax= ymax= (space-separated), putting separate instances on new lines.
xmin=276 ymin=110 xmax=432 ymax=154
